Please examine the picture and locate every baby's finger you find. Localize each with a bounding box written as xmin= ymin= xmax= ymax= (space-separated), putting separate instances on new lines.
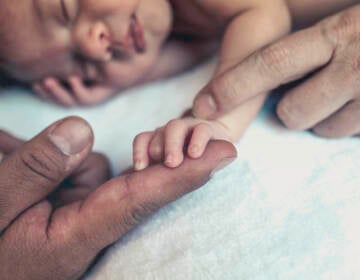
xmin=69 ymin=77 xmax=114 ymax=105
xmin=43 ymin=78 xmax=76 ymax=107
xmin=164 ymin=120 xmax=190 ymax=168
xmin=149 ymin=129 xmax=165 ymax=162
xmin=33 ymin=83 xmax=52 ymax=101
xmin=69 ymin=76 xmax=93 ymax=105
xmin=34 ymin=82 xmax=65 ymax=106
xmin=188 ymin=123 xmax=212 ymax=159
xmin=133 ymin=132 xmax=154 ymax=171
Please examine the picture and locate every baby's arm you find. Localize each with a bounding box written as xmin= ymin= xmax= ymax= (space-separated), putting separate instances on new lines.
xmin=133 ymin=0 xmax=292 ymax=169
xmin=32 ymin=39 xmax=218 ymax=107
xmin=203 ymin=0 xmax=291 ymax=139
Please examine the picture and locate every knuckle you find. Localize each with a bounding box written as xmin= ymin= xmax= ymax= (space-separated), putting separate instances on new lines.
xmin=208 ymin=76 xmax=238 ymax=106
xmin=149 ymin=144 xmax=162 ymax=159
xmin=195 ymin=123 xmax=211 ymax=134
xmin=90 ymin=152 xmax=110 ymax=173
xmin=132 ymin=138 xmax=141 ymax=150
xmin=154 ymin=127 xmax=163 ymax=136
xmin=133 ymin=133 xmax=147 ymax=146
xmin=276 ymin=101 xmax=303 ymax=130
xmin=256 ymin=42 xmax=291 ymax=79
xmin=117 ymin=175 xmax=159 ymax=231
xmin=166 ymin=119 xmax=185 ymax=130
xmin=133 ymin=134 xmax=143 ymax=142
xmin=19 ymin=145 xmax=65 ymax=183
xmin=123 ymin=202 xmax=159 ymax=230
xmin=324 ymin=10 xmax=360 ymax=43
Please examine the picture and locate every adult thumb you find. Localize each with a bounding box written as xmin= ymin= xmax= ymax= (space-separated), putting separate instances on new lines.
xmin=0 ymin=117 xmax=93 ymax=232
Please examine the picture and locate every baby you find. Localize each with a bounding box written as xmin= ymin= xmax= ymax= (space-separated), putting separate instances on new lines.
xmin=0 ymin=0 xmax=354 ymax=169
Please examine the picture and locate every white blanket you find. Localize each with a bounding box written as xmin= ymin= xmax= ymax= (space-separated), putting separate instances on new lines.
xmin=0 ymin=61 xmax=359 ymax=280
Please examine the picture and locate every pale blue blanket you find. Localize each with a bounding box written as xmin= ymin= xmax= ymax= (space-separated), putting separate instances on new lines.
xmin=0 ymin=61 xmax=359 ymax=280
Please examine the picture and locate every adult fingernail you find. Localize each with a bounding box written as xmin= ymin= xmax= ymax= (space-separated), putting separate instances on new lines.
xmin=193 ymin=94 xmax=217 ymax=119
xmin=210 ymin=156 xmax=236 ymax=178
xmin=49 ymin=117 xmax=93 ymax=155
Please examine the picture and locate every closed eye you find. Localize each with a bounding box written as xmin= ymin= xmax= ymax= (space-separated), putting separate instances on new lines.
xmin=60 ymin=0 xmax=70 ymax=23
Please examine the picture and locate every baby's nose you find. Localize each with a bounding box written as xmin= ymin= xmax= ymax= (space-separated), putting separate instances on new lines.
xmin=75 ymin=21 xmax=112 ymax=62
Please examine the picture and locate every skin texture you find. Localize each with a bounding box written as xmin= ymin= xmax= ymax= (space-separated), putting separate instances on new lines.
xmin=193 ymin=5 xmax=360 ymax=139
xmin=0 ymin=0 xmax=219 ymax=106
xmin=133 ymin=0 xmax=292 ymax=170
xmin=133 ymin=0 xmax=360 ymax=170
xmin=0 ymin=0 xmax=176 ymax=105
xmin=0 ymin=0 xmax=172 ymax=83
xmin=0 ymin=117 xmax=237 ymax=280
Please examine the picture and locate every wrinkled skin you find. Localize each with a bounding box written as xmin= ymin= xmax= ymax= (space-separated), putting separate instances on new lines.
xmin=193 ymin=5 xmax=360 ymax=138
xmin=0 ymin=117 xmax=236 ymax=280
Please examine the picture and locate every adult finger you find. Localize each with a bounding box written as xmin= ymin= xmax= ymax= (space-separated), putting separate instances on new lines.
xmin=0 ymin=130 xmax=24 ymax=154
xmin=49 ymin=141 xmax=237 ymax=257
xmin=0 ymin=117 xmax=93 ymax=232
xmin=313 ymin=100 xmax=360 ymax=138
xmin=276 ymin=64 xmax=356 ymax=130
xmin=193 ymin=23 xmax=335 ymax=119
xmin=51 ymin=152 xmax=111 ymax=207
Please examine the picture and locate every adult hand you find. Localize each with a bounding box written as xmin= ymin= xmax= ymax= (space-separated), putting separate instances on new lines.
xmin=193 ymin=5 xmax=360 ymax=138
xmin=0 ymin=117 xmax=236 ymax=280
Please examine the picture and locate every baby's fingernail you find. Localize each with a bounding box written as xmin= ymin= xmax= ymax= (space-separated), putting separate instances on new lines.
xmin=193 ymin=94 xmax=217 ymax=118
xmin=134 ymin=160 xmax=146 ymax=171
xmin=189 ymin=145 xmax=200 ymax=157
xmin=165 ymin=154 xmax=174 ymax=165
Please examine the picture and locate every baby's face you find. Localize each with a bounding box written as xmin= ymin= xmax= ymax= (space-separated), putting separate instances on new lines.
xmin=0 ymin=0 xmax=172 ymax=88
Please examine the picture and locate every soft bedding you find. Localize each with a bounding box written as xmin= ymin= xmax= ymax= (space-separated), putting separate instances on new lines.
xmin=0 ymin=61 xmax=359 ymax=280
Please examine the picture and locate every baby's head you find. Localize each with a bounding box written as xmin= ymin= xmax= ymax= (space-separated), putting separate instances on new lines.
xmin=0 ymin=0 xmax=172 ymax=89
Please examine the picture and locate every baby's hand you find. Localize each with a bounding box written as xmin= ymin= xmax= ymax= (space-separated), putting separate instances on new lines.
xmin=32 ymin=77 xmax=116 ymax=107
xmin=133 ymin=117 xmax=233 ymax=171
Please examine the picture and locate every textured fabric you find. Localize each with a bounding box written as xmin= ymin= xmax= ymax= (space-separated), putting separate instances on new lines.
xmin=0 ymin=61 xmax=359 ymax=280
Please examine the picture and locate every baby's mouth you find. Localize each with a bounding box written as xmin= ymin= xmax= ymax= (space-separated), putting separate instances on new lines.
xmin=107 ymin=14 xmax=146 ymax=55
xmin=130 ymin=15 xmax=146 ymax=53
